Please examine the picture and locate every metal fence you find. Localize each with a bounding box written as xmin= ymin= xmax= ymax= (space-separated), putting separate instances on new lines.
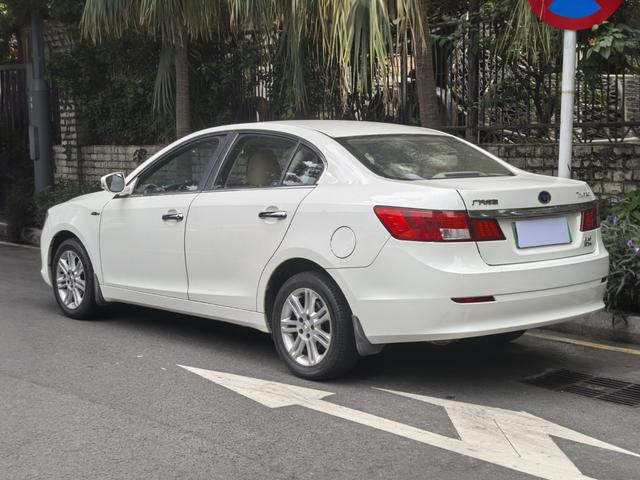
xmin=432 ymin=22 xmax=640 ymax=144
xmin=233 ymin=30 xmax=639 ymax=145
xmin=0 ymin=64 xmax=29 ymax=213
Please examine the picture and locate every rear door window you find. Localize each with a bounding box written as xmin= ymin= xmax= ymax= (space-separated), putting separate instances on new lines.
xmin=215 ymin=135 xmax=297 ymax=189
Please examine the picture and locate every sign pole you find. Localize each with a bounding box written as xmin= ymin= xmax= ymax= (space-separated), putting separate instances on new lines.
xmin=557 ymin=29 xmax=577 ymax=179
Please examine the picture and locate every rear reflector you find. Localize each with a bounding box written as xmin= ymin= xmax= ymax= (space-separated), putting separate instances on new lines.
xmin=374 ymin=206 xmax=505 ymax=242
xmin=451 ymin=296 xmax=496 ymax=303
xmin=580 ymin=202 xmax=600 ymax=231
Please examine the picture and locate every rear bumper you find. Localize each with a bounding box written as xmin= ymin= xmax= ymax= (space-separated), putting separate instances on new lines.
xmin=329 ymin=235 xmax=608 ymax=344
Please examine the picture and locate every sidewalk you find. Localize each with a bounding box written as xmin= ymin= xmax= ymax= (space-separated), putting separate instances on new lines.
xmin=543 ymin=311 xmax=640 ymax=346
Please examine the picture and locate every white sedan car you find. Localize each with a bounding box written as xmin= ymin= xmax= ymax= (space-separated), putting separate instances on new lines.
xmin=41 ymin=121 xmax=608 ymax=379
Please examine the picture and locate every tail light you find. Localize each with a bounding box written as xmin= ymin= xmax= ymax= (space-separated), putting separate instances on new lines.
xmin=373 ymin=206 xmax=505 ymax=242
xmin=580 ymin=202 xmax=600 ymax=231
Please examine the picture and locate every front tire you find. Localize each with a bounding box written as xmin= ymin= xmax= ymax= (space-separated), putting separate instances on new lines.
xmin=272 ymin=271 xmax=359 ymax=380
xmin=52 ymin=238 xmax=99 ymax=319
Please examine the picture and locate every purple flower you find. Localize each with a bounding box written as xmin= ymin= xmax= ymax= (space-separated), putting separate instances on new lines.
xmin=607 ymin=214 xmax=618 ymax=224
xmin=627 ymin=239 xmax=634 ymax=248
xmin=636 ymin=247 xmax=640 ymax=254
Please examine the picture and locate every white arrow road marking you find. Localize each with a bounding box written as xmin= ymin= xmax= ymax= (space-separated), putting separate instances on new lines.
xmin=178 ymin=366 xmax=639 ymax=480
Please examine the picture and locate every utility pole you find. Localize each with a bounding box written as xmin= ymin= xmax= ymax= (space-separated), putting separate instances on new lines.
xmin=27 ymin=6 xmax=54 ymax=192
xmin=557 ymin=30 xmax=576 ymax=179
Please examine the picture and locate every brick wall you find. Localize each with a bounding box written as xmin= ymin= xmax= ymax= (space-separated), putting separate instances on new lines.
xmin=54 ymin=145 xmax=162 ymax=183
xmin=485 ymin=143 xmax=640 ymax=200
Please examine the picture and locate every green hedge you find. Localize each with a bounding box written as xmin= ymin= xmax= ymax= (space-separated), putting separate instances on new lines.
xmin=49 ymin=32 xmax=174 ymax=145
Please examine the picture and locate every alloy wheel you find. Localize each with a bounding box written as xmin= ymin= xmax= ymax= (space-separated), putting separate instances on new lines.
xmin=280 ymin=287 xmax=332 ymax=367
xmin=55 ymin=250 xmax=86 ymax=310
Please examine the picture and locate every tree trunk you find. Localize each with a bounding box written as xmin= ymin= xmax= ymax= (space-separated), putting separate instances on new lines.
xmin=174 ymin=41 xmax=190 ymax=139
xmin=414 ymin=0 xmax=440 ymax=128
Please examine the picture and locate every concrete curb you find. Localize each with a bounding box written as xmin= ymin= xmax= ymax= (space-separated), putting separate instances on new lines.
xmin=543 ymin=311 xmax=640 ymax=345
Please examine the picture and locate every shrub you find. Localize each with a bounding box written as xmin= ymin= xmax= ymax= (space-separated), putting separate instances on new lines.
xmin=601 ymin=191 xmax=640 ymax=313
xmin=33 ymin=181 xmax=99 ymax=228
xmin=3 ymin=133 xmax=34 ymax=242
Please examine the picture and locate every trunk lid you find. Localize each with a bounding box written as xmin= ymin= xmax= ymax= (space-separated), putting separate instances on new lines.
xmin=420 ymin=174 xmax=597 ymax=265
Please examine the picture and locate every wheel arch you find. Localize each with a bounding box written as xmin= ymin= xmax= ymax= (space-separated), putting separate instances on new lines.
xmin=46 ymin=228 xmax=98 ymax=284
xmin=46 ymin=230 xmax=79 ymax=280
xmin=263 ymin=258 xmax=335 ymax=330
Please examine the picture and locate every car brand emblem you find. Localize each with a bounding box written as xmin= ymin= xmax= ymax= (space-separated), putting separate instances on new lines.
xmin=538 ymin=191 xmax=552 ymax=204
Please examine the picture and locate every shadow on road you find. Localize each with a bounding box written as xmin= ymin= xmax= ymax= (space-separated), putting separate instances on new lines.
xmin=91 ymin=302 xmax=589 ymax=388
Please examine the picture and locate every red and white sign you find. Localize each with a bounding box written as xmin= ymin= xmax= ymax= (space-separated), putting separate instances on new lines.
xmin=528 ymin=0 xmax=622 ymax=30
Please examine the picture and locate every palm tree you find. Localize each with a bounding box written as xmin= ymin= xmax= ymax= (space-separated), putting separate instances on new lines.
xmin=80 ymin=0 xmax=442 ymax=133
xmin=263 ymin=0 xmax=436 ymax=124
xmin=81 ymin=1 xmax=226 ymax=138
xmin=413 ymin=0 xmax=440 ymax=127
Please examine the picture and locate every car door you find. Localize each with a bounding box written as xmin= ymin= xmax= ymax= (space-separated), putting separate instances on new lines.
xmin=100 ymin=135 xmax=225 ymax=299
xmin=185 ymin=133 xmax=325 ymax=310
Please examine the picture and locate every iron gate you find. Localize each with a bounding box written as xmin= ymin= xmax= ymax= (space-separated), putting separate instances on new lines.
xmin=0 ymin=64 xmax=29 ymax=214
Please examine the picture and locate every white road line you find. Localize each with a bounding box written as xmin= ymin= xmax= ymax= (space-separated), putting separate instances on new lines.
xmin=526 ymin=331 xmax=640 ymax=356
xmin=179 ymin=365 xmax=640 ymax=480
xmin=0 ymin=241 xmax=39 ymax=250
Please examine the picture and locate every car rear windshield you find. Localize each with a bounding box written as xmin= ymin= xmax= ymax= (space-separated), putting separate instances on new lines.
xmin=337 ymin=134 xmax=514 ymax=180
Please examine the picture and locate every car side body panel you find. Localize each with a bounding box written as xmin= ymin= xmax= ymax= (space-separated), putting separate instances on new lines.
xmin=40 ymin=191 xmax=113 ymax=286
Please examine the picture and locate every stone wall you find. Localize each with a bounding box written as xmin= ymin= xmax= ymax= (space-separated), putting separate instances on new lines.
xmin=52 ymin=141 xmax=640 ymax=201
xmin=54 ymin=145 xmax=162 ymax=183
xmin=485 ymin=143 xmax=640 ymax=200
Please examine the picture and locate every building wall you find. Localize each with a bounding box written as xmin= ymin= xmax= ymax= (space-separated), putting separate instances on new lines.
xmin=54 ymin=144 xmax=162 ymax=183
xmin=485 ymin=143 xmax=640 ymax=200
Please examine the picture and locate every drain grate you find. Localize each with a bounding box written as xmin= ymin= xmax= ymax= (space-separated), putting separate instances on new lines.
xmin=524 ymin=369 xmax=640 ymax=407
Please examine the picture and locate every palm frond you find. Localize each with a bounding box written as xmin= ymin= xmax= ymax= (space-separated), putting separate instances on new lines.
xmin=496 ymin=0 xmax=555 ymax=62
xmin=80 ymin=0 xmax=140 ymax=43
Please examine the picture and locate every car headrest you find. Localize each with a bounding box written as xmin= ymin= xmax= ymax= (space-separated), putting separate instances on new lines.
xmin=247 ymin=149 xmax=281 ymax=187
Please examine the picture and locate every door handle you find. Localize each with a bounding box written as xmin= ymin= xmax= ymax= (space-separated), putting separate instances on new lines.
xmin=162 ymin=212 xmax=184 ymax=221
xmin=258 ymin=210 xmax=287 ymax=219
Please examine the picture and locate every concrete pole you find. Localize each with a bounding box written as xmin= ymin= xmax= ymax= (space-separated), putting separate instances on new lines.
xmin=28 ymin=8 xmax=54 ymax=192
xmin=557 ymin=30 xmax=576 ymax=179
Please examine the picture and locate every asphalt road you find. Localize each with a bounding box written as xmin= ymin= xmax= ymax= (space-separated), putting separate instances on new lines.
xmin=1 ymin=243 xmax=639 ymax=480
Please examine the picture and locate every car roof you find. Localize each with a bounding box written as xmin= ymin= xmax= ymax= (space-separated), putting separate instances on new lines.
xmin=126 ymin=120 xmax=447 ymax=183
xmin=265 ymin=120 xmax=443 ymax=138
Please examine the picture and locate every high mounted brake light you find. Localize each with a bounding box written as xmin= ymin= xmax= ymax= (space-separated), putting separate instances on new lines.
xmin=373 ymin=206 xmax=505 ymax=242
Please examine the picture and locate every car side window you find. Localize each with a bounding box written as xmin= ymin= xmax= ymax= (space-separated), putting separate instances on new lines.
xmin=215 ymin=135 xmax=297 ymax=189
xmin=134 ymin=137 xmax=221 ymax=195
xmin=283 ymin=144 xmax=324 ymax=186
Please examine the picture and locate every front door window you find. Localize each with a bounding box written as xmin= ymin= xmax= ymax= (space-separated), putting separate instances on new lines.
xmin=135 ymin=138 xmax=221 ymax=195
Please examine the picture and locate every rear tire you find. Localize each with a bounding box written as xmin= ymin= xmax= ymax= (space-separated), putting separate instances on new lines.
xmin=52 ymin=238 xmax=99 ymax=320
xmin=272 ymin=271 xmax=359 ymax=380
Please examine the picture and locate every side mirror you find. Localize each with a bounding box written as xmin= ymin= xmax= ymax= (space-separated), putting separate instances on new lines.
xmin=101 ymin=172 xmax=127 ymax=195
